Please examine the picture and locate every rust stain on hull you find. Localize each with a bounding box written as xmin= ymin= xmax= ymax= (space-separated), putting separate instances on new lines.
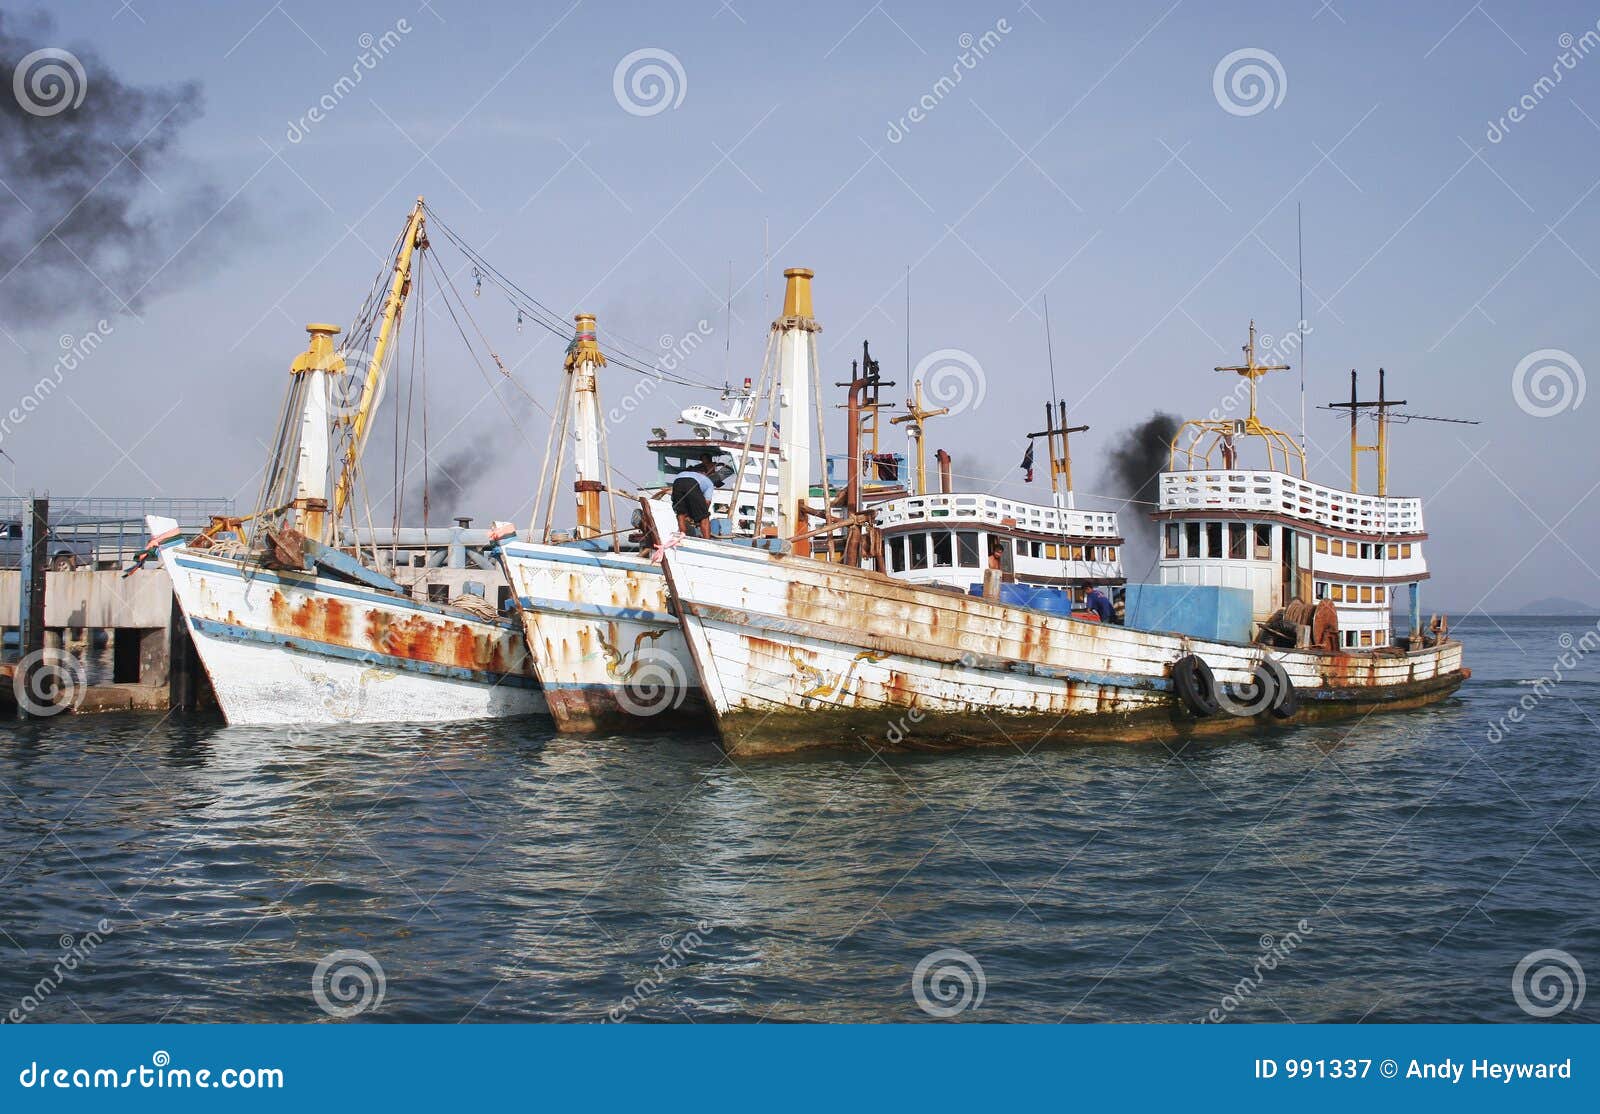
xmin=264 ymin=587 xmax=529 ymax=678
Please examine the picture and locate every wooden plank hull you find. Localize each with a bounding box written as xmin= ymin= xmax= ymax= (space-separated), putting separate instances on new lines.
xmin=165 ymin=546 xmax=545 ymax=725
xmin=497 ymin=542 xmax=707 ymax=734
xmin=644 ymin=503 xmax=1466 ymax=758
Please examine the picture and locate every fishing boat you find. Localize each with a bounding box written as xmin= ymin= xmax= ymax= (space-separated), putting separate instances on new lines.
xmin=498 ymin=268 xmax=1127 ymax=733
xmin=645 ymin=316 xmax=1466 ymax=757
xmin=149 ymin=199 xmax=542 ymax=725
xmin=491 ymin=313 xmax=744 ymax=732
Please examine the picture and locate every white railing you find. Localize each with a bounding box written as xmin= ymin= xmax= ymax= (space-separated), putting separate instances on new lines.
xmin=873 ymin=492 xmax=1121 ymax=537
xmin=1159 ymin=471 xmax=1424 ymax=535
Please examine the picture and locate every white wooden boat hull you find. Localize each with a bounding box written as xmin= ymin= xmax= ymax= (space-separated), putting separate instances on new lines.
xmin=164 ymin=545 xmax=545 ymax=725
xmin=642 ymin=502 xmax=1466 ymax=757
xmin=497 ymin=541 xmax=706 ymax=734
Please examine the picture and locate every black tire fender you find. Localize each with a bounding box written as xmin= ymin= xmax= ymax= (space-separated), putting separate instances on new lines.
xmin=1172 ymin=654 xmax=1221 ymax=717
xmin=1263 ymin=657 xmax=1298 ymax=719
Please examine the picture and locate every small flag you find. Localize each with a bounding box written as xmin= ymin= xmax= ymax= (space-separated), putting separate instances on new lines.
xmin=1020 ymin=441 xmax=1035 ymax=483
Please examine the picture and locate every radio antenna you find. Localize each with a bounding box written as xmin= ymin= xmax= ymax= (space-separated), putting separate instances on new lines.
xmin=1297 ymin=203 xmax=1307 ymax=456
xmin=904 ymin=264 xmax=911 ymax=381
xmin=1044 ymin=293 xmax=1060 ymax=404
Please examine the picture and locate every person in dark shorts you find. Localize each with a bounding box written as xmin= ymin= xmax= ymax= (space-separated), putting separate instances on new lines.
xmin=671 ymin=457 xmax=716 ymax=537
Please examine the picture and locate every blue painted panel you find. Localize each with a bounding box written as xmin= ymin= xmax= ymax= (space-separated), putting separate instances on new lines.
xmin=1123 ymin=583 xmax=1253 ymax=643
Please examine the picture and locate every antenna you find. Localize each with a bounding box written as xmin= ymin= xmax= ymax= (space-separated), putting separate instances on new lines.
xmin=1043 ymin=293 xmax=1060 ymax=405
xmin=904 ymin=264 xmax=911 ymax=383
xmin=724 ymin=259 xmax=732 ymax=384
xmin=1297 ymin=203 xmax=1306 ymax=457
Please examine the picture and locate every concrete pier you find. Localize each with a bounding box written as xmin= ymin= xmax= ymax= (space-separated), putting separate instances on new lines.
xmin=2 ymin=566 xmax=188 ymax=715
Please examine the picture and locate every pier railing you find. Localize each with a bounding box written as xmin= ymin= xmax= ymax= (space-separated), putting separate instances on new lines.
xmin=0 ymin=496 xmax=236 ymax=568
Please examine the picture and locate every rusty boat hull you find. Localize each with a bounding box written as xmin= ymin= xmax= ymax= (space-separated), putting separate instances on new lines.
xmin=643 ymin=503 xmax=1466 ymax=758
xmin=164 ymin=545 xmax=545 ymax=725
xmin=497 ymin=541 xmax=708 ymax=734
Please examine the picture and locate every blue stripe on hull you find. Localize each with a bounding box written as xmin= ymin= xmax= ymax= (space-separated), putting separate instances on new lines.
xmin=514 ymin=596 xmax=677 ymax=626
xmin=172 ymin=554 xmax=521 ymax=632
xmin=188 ymin=616 xmax=540 ymax=690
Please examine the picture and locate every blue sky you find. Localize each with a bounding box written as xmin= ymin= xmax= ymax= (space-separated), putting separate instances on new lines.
xmin=4 ymin=0 xmax=1600 ymax=610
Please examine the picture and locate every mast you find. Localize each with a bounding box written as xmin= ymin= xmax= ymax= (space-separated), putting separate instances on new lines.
xmin=331 ymin=196 xmax=428 ymax=535
xmin=775 ymin=267 xmax=820 ymax=540
xmin=1027 ymin=400 xmax=1088 ymax=510
xmin=1327 ymin=368 xmax=1406 ymax=496
xmin=891 ymin=379 xmax=950 ymax=496
xmin=286 ymin=324 xmax=346 ymax=542
xmin=568 ymin=313 xmax=608 ymax=538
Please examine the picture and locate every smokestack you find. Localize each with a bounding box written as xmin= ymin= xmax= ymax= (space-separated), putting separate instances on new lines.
xmin=936 ymin=448 xmax=952 ymax=494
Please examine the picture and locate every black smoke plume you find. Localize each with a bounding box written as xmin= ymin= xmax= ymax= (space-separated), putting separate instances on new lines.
xmin=0 ymin=11 xmax=229 ymax=322
xmin=403 ymin=440 xmax=497 ymax=524
xmin=1101 ymin=411 xmax=1181 ymax=572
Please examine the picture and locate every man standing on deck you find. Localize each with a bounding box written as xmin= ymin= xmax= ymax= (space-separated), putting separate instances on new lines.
xmin=671 ymin=454 xmax=718 ymax=538
xmin=1085 ymin=585 xmax=1115 ymax=624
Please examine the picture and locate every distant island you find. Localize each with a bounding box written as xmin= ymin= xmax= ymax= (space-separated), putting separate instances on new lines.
xmin=1515 ymin=597 xmax=1599 ymax=615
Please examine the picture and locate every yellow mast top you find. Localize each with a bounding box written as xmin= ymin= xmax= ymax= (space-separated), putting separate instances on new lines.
xmin=1169 ymin=320 xmax=1306 ymax=477
xmin=330 ymin=197 xmax=427 ymax=534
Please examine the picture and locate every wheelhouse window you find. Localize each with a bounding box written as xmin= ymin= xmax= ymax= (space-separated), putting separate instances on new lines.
xmin=1184 ymin=522 xmax=1200 ymax=558
xmin=932 ymin=531 xmax=954 ymax=568
xmin=909 ymin=533 xmax=928 ymax=570
xmin=1165 ymin=523 xmax=1180 ymax=559
xmin=1228 ymin=523 xmax=1247 ymax=559
xmin=1253 ymin=524 xmax=1271 ymax=558
xmin=1205 ymin=522 xmax=1223 ymax=559
xmin=888 ymin=535 xmax=906 ymax=573
xmin=957 ymin=531 xmax=979 ymax=568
